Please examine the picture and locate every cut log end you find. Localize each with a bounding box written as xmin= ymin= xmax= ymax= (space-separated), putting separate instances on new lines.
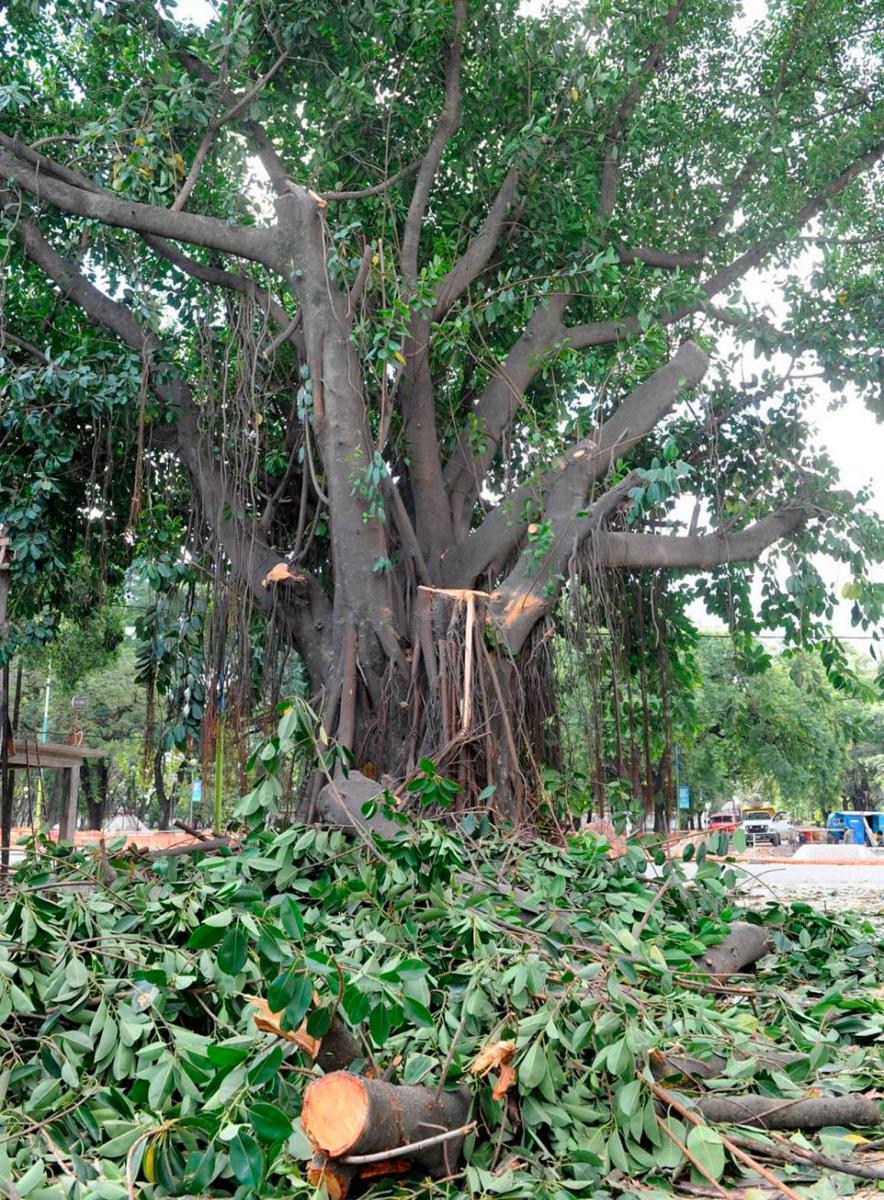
xmin=307 ymin=1153 xmax=358 ymax=1200
xmin=303 ymin=1071 xmax=370 ymax=1157
xmin=695 ymin=921 xmax=773 ymax=978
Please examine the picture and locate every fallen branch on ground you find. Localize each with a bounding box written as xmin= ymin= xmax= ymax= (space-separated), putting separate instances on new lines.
xmin=728 ymin=1132 xmax=884 ymax=1182
xmin=693 ymin=1092 xmax=881 ymax=1130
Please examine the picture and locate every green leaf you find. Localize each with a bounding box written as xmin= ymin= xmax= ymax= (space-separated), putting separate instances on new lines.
xmin=279 ymin=897 xmax=305 ymax=940
xmin=305 ymin=1005 xmax=333 ymax=1038
xmin=369 ymin=1001 xmax=391 ymax=1045
xmin=402 ymin=995 xmax=433 ymax=1028
xmin=284 ymin=973 xmax=314 ymax=1029
xmin=188 ymin=923 xmax=226 ymax=950
xmin=217 ymin=924 xmax=248 ymax=976
xmin=686 ymin=1125 xmax=726 ymax=1180
xmin=228 ymin=1130 xmax=264 ymax=1190
xmin=249 ymin=1102 xmax=293 ymax=1144
xmin=519 ymin=1041 xmax=547 ymax=1090
xmin=206 ymin=1042 xmax=252 ymax=1068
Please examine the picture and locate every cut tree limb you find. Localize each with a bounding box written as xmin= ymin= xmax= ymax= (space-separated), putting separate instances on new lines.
xmin=692 ymin=922 xmax=773 ymax=977
xmin=306 ymin=1153 xmax=359 ymax=1200
xmin=728 ymin=1133 xmax=884 ymax=1182
xmin=654 ymin=1049 xmax=806 ymax=1082
xmin=302 ymin=1071 xmax=472 ymax=1174
xmin=693 ymin=1093 xmax=881 ymax=1130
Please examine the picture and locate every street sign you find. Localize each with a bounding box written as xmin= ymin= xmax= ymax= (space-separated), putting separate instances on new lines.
xmin=192 ymin=779 xmax=203 ymax=805
xmin=678 ymin=784 xmax=691 ymax=809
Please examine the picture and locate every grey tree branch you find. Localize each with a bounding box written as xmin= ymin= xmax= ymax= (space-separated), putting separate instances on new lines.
xmin=401 ymin=0 xmax=467 ymax=280
xmin=13 ymin=209 xmax=332 ymax=684
xmin=119 ymin=0 xmax=291 ymax=195
xmin=587 ymin=504 xmax=810 ymax=570
xmin=0 ymin=149 xmax=275 ymax=264
xmin=446 ymin=136 xmax=883 ymax=526
xmin=319 ymin=158 xmax=421 ymax=201
xmin=432 ymin=166 xmax=520 ymax=318
xmin=488 ymin=342 xmax=710 ymax=650
xmin=171 ymin=49 xmax=289 ymax=212
xmin=140 ymin=234 xmax=304 ymax=355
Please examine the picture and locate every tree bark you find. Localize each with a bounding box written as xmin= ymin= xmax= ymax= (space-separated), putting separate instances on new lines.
xmin=692 ymin=1093 xmax=881 ymax=1130
xmin=154 ymin=747 xmax=173 ymax=830
xmin=302 ymin=1071 xmax=471 ymax=1170
xmin=693 ymin=923 xmax=772 ymax=977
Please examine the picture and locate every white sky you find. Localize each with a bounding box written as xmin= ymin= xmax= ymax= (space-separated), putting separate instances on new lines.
xmin=168 ymin=0 xmax=881 ymax=644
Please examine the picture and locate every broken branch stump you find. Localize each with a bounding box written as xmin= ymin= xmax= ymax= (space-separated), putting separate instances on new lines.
xmin=302 ymin=1070 xmax=471 ymax=1174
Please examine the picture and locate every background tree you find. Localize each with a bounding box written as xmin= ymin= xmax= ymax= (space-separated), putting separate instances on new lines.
xmin=1 ymin=0 xmax=882 ymax=818
xmin=679 ymin=637 xmax=864 ymax=823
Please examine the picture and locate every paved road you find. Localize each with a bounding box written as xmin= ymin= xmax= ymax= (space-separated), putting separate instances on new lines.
xmin=667 ymin=858 xmax=884 ymax=920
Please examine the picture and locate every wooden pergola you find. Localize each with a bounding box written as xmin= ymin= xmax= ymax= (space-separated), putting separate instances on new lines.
xmin=6 ymin=736 xmax=106 ymax=841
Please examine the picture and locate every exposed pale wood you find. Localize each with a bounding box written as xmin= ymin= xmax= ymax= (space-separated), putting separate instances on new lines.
xmin=302 ymin=1072 xmax=370 ymax=1157
xmin=302 ymin=1071 xmax=471 ymax=1175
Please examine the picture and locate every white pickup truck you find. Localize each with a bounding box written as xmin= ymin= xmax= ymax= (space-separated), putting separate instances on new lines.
xmin=741 ymin=808 xmax=796 ymax=846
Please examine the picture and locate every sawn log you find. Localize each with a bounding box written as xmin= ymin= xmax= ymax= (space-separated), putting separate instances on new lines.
xmin=693 ymin=1092 xmax=881 ymax=1130
xmin=302 ymin=1070 xmax=471 ymax=1172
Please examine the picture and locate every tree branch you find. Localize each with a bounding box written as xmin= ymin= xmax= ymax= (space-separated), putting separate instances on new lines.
xmin=319 ymin=159 xmax=421 ymax=201
xmin=0 ymin=329 xmax=48 ymax=363
xmin=119 ymin=1 xmax=291 ymax=195
xmin=615 ymin=244 xmax=702 ymax=270
xmin=586 ymin=504 xmax=810 ymax=569
xmin=432 ymin=166 xmax=520 ymax=318
xmin=401 ymin=0 xmax=467 ymax=279
xmin=442 ymin=135 xmax=881 ymax=532
xmin=171 ymin=49 xmax=289 ymax=212
xmin=0 ymin=149 xmax=275 ymax=264
xmin=488 ymin=341 xmax=709 ymax=650
xmin=140 ymin=234 xmax=304 ymax=354
xmin=13 ymin=209 xmax=331 ymax=682
xmin=442 ymin=292 xmax=570 ymax=536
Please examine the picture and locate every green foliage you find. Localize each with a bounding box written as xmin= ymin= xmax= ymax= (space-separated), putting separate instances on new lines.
xmin=0 ymin=716 xmax=881 ymax=1196
xmin=1 ymin=0 xmax=882 ymax=679
xmin=680 ymin=637 xmax=876 ymax=820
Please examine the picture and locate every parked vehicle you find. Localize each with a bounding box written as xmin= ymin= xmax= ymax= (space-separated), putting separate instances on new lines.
xmin=741 ymin=808 xmax=796 ymax=846
xmin=709 ymin=811 xmax=739 ymax=833
xmin=826 ymin=811 xmax=884 ymax=847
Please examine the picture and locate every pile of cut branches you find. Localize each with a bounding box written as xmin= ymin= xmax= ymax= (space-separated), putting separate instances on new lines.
xmin=0 ymin=730 xmax=881 ymax=1200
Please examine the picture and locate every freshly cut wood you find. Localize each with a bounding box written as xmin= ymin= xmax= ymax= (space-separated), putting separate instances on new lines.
xmin=306 ymin=1153 xmax=358 ymax=1200
xmin=245 ymin=994 xmax=362 ymax=1073
xmin=302 ymin=1070 xmax=471 ymax=1174
xmin=693 ymin=922 xmax=772 ymax=977
xmin=694 ymin=1092 xmax=881 ymax=1130
xmin=306 ymin=1152 xmax=414 ymax=1200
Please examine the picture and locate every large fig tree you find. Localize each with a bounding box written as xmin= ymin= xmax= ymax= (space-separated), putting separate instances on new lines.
xmin=1 ymin=0 xmax=881 ymax=815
